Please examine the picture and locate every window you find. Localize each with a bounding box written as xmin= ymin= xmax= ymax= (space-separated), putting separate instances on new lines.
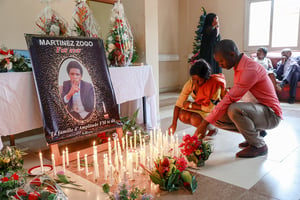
xmin=245 ymin=0 xmax=300 ymax=51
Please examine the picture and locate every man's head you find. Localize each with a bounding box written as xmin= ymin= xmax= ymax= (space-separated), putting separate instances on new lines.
xmin=281 ymin=48 xmax=292 ymax=59
xmin=66 ymin=61 xmax=83 ymax=83
xmin=214 ymin=39 xmax=240 ymax=70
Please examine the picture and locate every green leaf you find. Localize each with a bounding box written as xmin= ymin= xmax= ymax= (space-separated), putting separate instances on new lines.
xmin=132 ymin=109 xmax=139 ymax=121
xmin=102 ymin=183 xmax=110 ymax=194
xmin=56 ymin=174 xmax=70 ymax=184
xmin=190 ymin=175 xmax=198 ymax=193
xmin=150 ymin=174 xmax=162 ymax=185
xmin=48 ymin=193 xmax=56 ymax=200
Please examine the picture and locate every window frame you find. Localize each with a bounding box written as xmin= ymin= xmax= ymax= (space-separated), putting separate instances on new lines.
xmin=244 ymin=0 xmax=300 ymax=52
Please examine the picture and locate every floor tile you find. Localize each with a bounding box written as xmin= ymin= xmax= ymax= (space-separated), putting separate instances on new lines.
xmin=251 ymin=161 xmax=300 ymax=200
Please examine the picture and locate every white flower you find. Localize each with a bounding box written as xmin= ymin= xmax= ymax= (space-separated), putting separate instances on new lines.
xmin=108 ymin=36 xmax=113 ymax=41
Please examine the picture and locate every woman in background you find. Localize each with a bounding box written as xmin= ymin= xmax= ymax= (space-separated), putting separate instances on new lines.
xmin=254 ymin=47 xmax=277 ymax=91
xmin=200 ymin=13 xmax=222 ymax=74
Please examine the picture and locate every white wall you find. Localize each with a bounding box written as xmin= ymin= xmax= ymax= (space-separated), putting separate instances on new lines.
xmin=0 ymin=0 xmax=75 ymax=49
xmin=157 ymin=0 xmax=246 ymax=90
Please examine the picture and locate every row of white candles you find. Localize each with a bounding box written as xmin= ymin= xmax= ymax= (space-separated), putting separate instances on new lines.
xmin=42 ymin=129 xmax=181 ymax=185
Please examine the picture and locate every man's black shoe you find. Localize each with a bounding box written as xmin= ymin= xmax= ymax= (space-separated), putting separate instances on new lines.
xmin=288 ymin=98 xmax=295 ymax=104
xmin=260 ymin=130 xmax=267 ymax=137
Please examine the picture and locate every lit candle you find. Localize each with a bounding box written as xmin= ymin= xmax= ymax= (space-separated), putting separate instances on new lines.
xmin=93 ymin=141 xmax=98 ymax=167
xmin=108 ymin=138 xmax=112 ymax=164
xmin=109 ymin=163 xmax=113 ymax=185
xmin=122 ymin=137 xmax=125 ymax=151
xmin=123 ymin=166 xmax=127 ymax=182
xmin=51 ymin=153 xmax=56 ymax=176
xmin=114 ymin=137 xmax=117 ymax=155
xmin=39 ymin=152 xmax=44 ymax=173
xmin=134 ymin=131 xmax=137 ymax=149
xmin=115 ymin=150 xmax=119 ymax=172
xmin=126 ymin=132 xmax=128 ymax=151
xmin=120 ymin=155 xmax=123 ymax=175
xmin=139 ymin=131 xmax=142 ymax=150
xmin=143 ymin=138 xmax=146 ymax=152
xmin=85 ymin=154 xmax=89 ymax=176
xmin=94 ymin=162 xmax=99 ymax=180
xmin=66 ymin=147 xmax=69 ymax=167
xmin=149 ymin=143 xmax=152 ymax=165
xmin=77 ymin=151 xmax=81 ymax=171
xmin=130 ymin=136 xmax=133 ymax=150
xmin=149 ymin=130 xmax=152 ymax=146
xmin=62 ymin=150 xmax=66 ymax=173
xmin=104 ymin=154 xmax=108 ymax=180
xmin=135 ymin=151 xmax=139 ymax=170
xmin=117 ymin=139 xmax=122 ymax=161
xmin=128 ymin=153 xmax=133 ymax=180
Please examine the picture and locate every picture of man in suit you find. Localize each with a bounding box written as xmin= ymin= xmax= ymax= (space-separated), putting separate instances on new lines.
xmin=61 ymin=60 xmax=95 ymax=120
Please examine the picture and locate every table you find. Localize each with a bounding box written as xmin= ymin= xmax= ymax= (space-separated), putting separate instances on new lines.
xmin=0 ymin=65 xmax=157 ymax=149
xmin=109 ymin=65 xmax=157 ymax=127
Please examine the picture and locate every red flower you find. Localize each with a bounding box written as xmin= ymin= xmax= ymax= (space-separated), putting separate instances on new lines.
xmin=176 ymin=157 xmax=187 ymax=172
xmin=17 ymin=189 xmax=27 ymax=196
xmin=28 ymin=191 xmax=41 ymax=200
xmin=162 ymin=157 xmax=170 ymax=167
xmin=47 ymin=185 xmax=57 ymax=193
xmin=12 ymin=173 xmax=19 ymax=180
xmin=179 ymin=135 xmax=200 ymax=156
xmin=115 ymin=42 xmax=121 ymax=49
xmin=1 ymin=177 xmax=9 ymax=182
xmin=30 ymin=178 xmax=41 ymax=187
xmin=97 ymin=132 xmax=108 ymax=143
xmin=14 ymin=195 xmax=20 ymax=200
xmin=183 ymin=182 xmax=190 ymax=187
xmin=161 ymin=157 xmax=170 ymax=174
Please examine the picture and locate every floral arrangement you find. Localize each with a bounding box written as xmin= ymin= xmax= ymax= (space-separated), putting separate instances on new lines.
xmin=69 ymin=0 xmax=99 ymax=37
xmin=179 ymin=134 xmax=212 ymax=167
xmin=7 ymin=174 xmax=68 ymax=200
xmin=0 ymin=146 xmax=26 ymax=174
xmin=0 ymin=47 xmax=32 ymax=73
xmin=35 ymin=6 xmax=68 ymax=36
xmin=102 ymin=182 xmax=153 ymax=200
xmin=0 ymin=172 xmax=26 ymax=200
xmin=140 ymin=156 xmax=198 ymax=193
xmin=106 ymin=0 xmax=134 ymax=67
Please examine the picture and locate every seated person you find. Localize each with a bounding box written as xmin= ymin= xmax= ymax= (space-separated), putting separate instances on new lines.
xmin=275 ymin=48 xmax=300 ymax=104
xmin=168 ymin=59 xmax=226 ymax=135
xmin=254 ymin=47 xmax=277 ymax=91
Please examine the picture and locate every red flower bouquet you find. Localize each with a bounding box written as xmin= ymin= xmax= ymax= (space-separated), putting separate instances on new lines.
xmin=7 ymin=175 xmax=68 ymax=200
xmin=0 ymin=172 xmax=26 ymax=200
xmin=179 ymin=134 xmax=212 ymax=167
xmin=106 ymin=1 xmax=134 ymax=67
xmin=140 ymin=156 xmax=197 ymax=193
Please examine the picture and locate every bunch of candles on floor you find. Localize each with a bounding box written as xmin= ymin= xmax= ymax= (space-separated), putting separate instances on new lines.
xmin=48 ymin=129 xmax=181 ymax=186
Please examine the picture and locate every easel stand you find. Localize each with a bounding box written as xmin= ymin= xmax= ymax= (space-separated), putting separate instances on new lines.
xmin=50 ymin=127 xmax=123 ymax=165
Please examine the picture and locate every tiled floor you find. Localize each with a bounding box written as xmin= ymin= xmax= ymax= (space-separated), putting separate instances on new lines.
xmin=2 ymin=92 xmax=300 ymax=200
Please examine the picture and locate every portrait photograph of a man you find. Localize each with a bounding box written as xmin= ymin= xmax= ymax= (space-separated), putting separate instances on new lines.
xmin=60 ymin=59 xmax=95 ymax=121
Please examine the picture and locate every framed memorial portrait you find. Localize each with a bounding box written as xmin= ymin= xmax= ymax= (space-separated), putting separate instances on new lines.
xmin=25 ymin=34 xmax=121 ymax=144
